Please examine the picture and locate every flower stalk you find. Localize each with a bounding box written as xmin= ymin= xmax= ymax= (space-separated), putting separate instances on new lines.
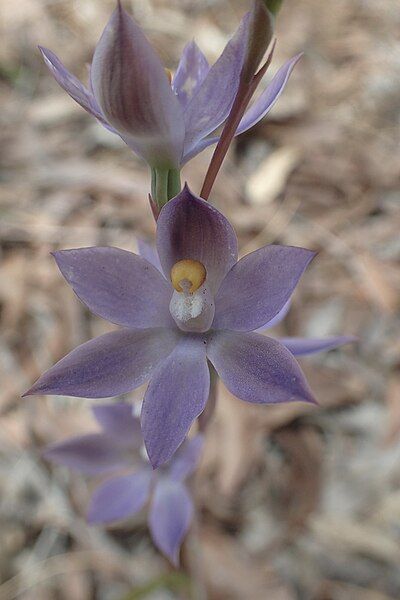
xmin=201 ymin=40 xmax=276 ymax=200
xmin=151 ymin=167 xmax=182 ymax=209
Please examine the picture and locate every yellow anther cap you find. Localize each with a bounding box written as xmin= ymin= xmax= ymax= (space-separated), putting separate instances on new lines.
xmin=170 ymin=259 xmax=206 ymax=293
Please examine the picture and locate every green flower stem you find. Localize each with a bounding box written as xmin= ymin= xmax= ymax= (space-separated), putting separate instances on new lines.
xmin=151 ymin=167 xmax=181 ymax=210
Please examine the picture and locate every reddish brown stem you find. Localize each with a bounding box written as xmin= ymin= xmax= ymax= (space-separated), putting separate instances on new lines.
xmin=200 ymin=40 xmax=276 ymax=201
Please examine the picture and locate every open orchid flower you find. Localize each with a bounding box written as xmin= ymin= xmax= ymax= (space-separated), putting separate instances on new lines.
xmin=44 ymin=403 xmax=202 ymax=566
xmin=24 ymin=186 xmax=355 ymax=468
xmin=39 ymin=2 xmax=300 ymax=169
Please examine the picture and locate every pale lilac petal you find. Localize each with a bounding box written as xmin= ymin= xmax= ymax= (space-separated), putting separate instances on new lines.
xmin=91 ymin=3 xmax=184 ymax=167
xmin=181 ymin=134 xmax=218 ymax=164
xmin=207 ymin=330 xmax=316 ymax=405
xmin=183 ymin=13 xmax=250 ymax=157
xmin=149 ymin=478 xmax=193 ymax=566
xmin=43 ymin=433 xmax=126 ymax=475
xmin=24 ymin=328 xmax=178 ymax=398
xmin=92 ymin=403 xmax=142 ymax=447
xmin=172 ymin=40 xmax=210 ymax=108
xmin=182 ymin=54 xmax=302 ymax=164
xmin=168 ymin=435 xmax=204 ymax=482
xmin=142 ymin=337 xmax=209 ymax=468
xmin=213 ymin=245 xmax=315 ymax=331
xmin=256 ymin=299 xmax=291 ymax=332
xmin=280 ymin=335 xmax=357 ymax=356
xmin=53 ymin=247 xmax=172 ymax=329
xmin=39 ymin=47 xmax=115 ymax=132
xmin=137 ymin=239 xmax=162 ymax=272
xmin=88 ymin=469 xmax=153 ymax=524
xmin=236 ymin=54 xmax=302 ymax=135
xmin=156 ymin=185 xmax=238 ymax=294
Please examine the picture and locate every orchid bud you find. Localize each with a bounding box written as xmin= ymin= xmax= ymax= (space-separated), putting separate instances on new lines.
xmin=240 ymin=0 xmax=274 ymax=83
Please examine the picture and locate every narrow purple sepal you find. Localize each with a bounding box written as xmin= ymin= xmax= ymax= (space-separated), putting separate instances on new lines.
xmin=236 ymin=54 xmax=303 ymax=135
xmin=280 ymin=335 xmax=357 ymax=356
xmin=53 ymin=247 xmax=173 ymax=329
xmin=39 ymin=46 xmax=115 ymax=132
xmin=23 ymin=328 xmax=178 ymax=398
xmin=181 ymin=54 xmax=302 ymax=163
xmin=90 ymin=3 xmax=184 ymax=167
xmin=213 ymin=245 xmax=315 ymax=331
xmin=88 ymin=469 xmax=153 ymax=524
xmin=156 ymin=185 xmax=238 ymax=294
xmin=149 ymin=478 xmax=194 ymax=566
xmin=43 ymin=433 xmax=127 ymax=475
xmin=172 ymin=41 xmax=210 ymax=108
xmin=182 ymin=13 xmax=251 ymax=158
xmin=207 ymin=330 xmax=317 ymax=405
xmin=141 ymin=337 xmax=209 ymax=469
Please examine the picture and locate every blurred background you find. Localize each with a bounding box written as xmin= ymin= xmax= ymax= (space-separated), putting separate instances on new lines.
xmin=0 ymin=0 xmax=399 ymax=598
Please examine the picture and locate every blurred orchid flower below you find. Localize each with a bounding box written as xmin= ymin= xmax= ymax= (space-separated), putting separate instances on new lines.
xmin=44 ymin=403 xmax=203 ymax=566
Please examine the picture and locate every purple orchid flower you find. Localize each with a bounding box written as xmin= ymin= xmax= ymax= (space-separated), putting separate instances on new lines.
xmin=44 ymin=403 xmax=202 ymax=566
xmin=39 ymin=2 xmax=301 ymax=168
xmin=24 ymin=186 xmax=355 ymax=468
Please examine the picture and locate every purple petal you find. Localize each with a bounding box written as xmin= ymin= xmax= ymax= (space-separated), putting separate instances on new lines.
xmin=237 ymin=54 xmax=302 ymax=135
xmin=149 ymin=479 xmax=193 ymax=566
xmin=256 ymin=298 xmax=291 ymax=332
xmin=91 ymin=3 xmax=184 ymax=167
xmin=279 ymin=335 xmax=357 ymax=357
xmin=168 ymin=435 xmax=204 ymax=482
xmin=43 ymin=433 xmax=126 ymax=475
xmin=39 ymin=47 xmax=115 ymax=132
xmin=88 ymin=469 xmax=153 ymax=524
xmin=137 ymin=238 xmax=162 ymax=272
xmin=156 ymin=185 xmax=238 ymax=294
xmin=182 ymin=54 xmax=302 ymax=163
xmin=142 ymin=336 xmax=209 ymax=468
xmin=53 ymin=247 xmax=172 ymax=329
xmin=24 ymin=328 xmax=178 ymax=398
xmin=182 ymin=13 xmax=250 ymax=157
xmin=172 ymin=40 xmax=210 ymax=108
xmin=92 ymin=403 xmax=142 ymax=447
xmin=207 ymin=330 xmax=316 ymax=405
xmin=213 ymin=245 xmax=315 ymax=331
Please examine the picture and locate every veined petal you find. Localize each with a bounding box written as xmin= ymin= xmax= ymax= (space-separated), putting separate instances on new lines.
xmin=92 ymin=403 xmax=142 ymax=447
xmin=172 ymin=40 xmax=210 ymax=108
xmin=280 ymin=335 xmax=357 ymax=356
xmin=88 ymin=469 xmax=153 ymax=524
xmin=213 ymin=245 xmax=315 ymax=331
xmin=256 ymin=299 xmax=291 ymax=332
xmin=156 ymin=185 xmax=238 ymax=294
xmin=181 ymin=54 xmax=302 ymax=164
xmin=39 ymin=47 xmax=115 ymax=132
xmin=24 ymin=328 xmax=178 ymax=399
xmin=182 ymin=13 xmax=250 ymax=157
xmin=236 ymin=54 xmax=302 ymax=135
xmin=149 ymin=478 xmax=193 ymax=566
xmin=168 ymin=434 xmax=204 ymax=482
xmin=142 ymin=336 xmax=209 ymax=468
xmin=53 ymin=247 xmax=172 ymax=329
xmin=91 ymin=3 xmax=184 ymax=167
xmin=43 ymin=433 xmax=127 ymax=475
xmin=207 ymin=330 xmax=316 ymax=405
xmin=137 ymin=239 xmax=162 ymax=272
